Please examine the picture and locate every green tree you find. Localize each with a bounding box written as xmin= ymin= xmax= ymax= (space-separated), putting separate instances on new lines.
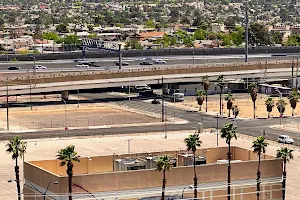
xmin=231 ymin=26 xmax=244 ymax=46
xmin=156 ymin=156 xmax=172 ymax=200
xmin=265 ymin=97 xmax=274 ymax=118
xmin=196 ymin=90 xmax=206 ymax=111
xmin=194 ymin=29 xmax=206 ymax=40
xmin=202 ymin=75 xmax=210 ymax=112
xmin=252 ymin=136 xmax=268 ymax=200
xmin=225 ymin=93 xmax=234 ymax=117
xmin=6 ymin=136 xmax=27 ymax=200
xmin=276 ymin=147 xmax=293 ymax=200
xmin=249 ymin=23 xmax=272 ymax=46
xmin=277 ymin=98 xmax=287 ymax=117
xmin=221 ymin=123 xmax=237 ymax=200
xmin=125 ymin=39 xmax=143 ymax=50
xmin=248 ymin=83 xmax=258 ymax=118
xmin=64 ymin=34 xmax=80 ymax=44
xmin=87 ymin=24 xmax=94 ymax=32
xmin=184 ymin=134 xmax=202 ymax=198
xmin=57 ymin=145 xmax=80 ymax=200
xmin=56 ymin=23 xmax=69 ymax=33
xmin=145 ymin=19 xmax=156 ymax=28
xmin=288 ymin=89 xmax=299 ymax=116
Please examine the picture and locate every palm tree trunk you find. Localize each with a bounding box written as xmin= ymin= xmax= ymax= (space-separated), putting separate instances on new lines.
xmin=282 ymin=160 xmax=287 ymax=200
xmin=199 ymin=105 xmax=202 ymax=111
xmin=219 ymin=89 xmax=222 ymax=115
xmin=161 ymin=169 xmax=166 ymax=200
xmin=253 ymin=101 xmax=256 ymax=119
xmin=268 ymin=111 xmax=270 ymax=118
xmin=15 ymin=158 xmax=21 ymax=200
xmin=193 ymin=153 xmax=197 ymax=198
xmin=205 ymin=93 xmax=208 ymax=112
xmin=227 ymin=142 xmax=231 ymax=200
xmin=292 ymin=108 xmax=294 ymax=116
xmin=67 ymin=162 xmax=73 ymax=200
xmin=228 ymin=109 xmax=231 ymax=117
xmin=256 ymin=152 xmax=261 ymax=200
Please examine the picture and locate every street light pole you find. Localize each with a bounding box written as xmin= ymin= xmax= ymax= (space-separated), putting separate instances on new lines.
xmin=245 ymin=0 xmax=249 ymax=62
xmin=216 ymin=113 xmax=219 ymax=147
xmin=192 ymin=51 xmax=195 ymax=65
xmin=6 ymin=83 xmax=9 ymax=130
xmin=43 ymin=181 xmax=58 ymax=200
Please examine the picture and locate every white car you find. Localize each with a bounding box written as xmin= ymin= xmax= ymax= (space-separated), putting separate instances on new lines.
xmin=33 ymin=65 xmax=47 ymax=70
xmin=76 ymin=64 xmax=90 ymax=68
xmin=278 ymin=135 xmax=294 ymax=144
xmin=154 ymin=59 xmax=166 ymax=64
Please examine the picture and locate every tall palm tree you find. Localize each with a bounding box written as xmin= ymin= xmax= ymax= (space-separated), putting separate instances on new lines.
xmin=196 ymin=90 xmax=206 ymax=111
xmin=202 ymin=75 xmax=210 ymax=112
xmin=156 ymin=155 xmax=172 ymax=200
xmin=6 ymin=136 xmax=27 ymax=200
xmin=276 ymin=98 xmax=287 ymax=117
xmin=57 ymin=145 xmax=80 ymax=200
xmin=248 ymin=83 xmax=258 ymax=118
xmin=225 ymin=93 xmax=234 ymax=117
xmin=221 ymin=123 xmax=237 ymax=200
xmin=252 ymin=136 xmax=269 ymax=200
xmin=184 ymin=134 xmax=202 ymax=198
xmin=265 ymin=97 xmax=274 ymax=118
xmin=288 ymin=89 xmax=299 ymax=116
xmin=276 ymin=147 xmax=293 ymax=200
xmin=217 ymin=75 xmax=225 ymax=115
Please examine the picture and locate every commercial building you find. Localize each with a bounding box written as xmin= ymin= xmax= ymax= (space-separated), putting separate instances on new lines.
xmin=24 ymin=146 xmax=283 ymax=200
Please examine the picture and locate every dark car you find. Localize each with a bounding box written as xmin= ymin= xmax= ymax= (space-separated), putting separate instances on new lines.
xmin=140 ymin=61 xmax=153 ymax=65
xmin=8 ymin=66 xmax=21 ymax=70
xmin=115 ymin=61 xmax=129 ymax=66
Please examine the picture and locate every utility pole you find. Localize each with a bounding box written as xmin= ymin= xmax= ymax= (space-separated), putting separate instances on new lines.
xmin=297 ymin=58 xmax=299 ymax=89
xmin=162 ymin=77 xmax=164 ymax=122
xmin=6 ymin=83 xmax=9 ymax=130
xmin=245 ymin=0 xmax=249 ymax=62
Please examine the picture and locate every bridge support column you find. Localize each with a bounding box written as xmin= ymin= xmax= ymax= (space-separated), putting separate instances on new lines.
xmin=162 ymin=83 xmax=169 ymax=95
xmin=61 ymin=90 xmax=69 ymax=100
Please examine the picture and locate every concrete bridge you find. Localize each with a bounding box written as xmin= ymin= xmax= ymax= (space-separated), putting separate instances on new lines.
xmin=0 ymin=61 xmax=294 ymax=99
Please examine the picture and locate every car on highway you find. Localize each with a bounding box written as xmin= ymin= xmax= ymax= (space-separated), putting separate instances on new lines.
xmin=154 ymin=59 xmax=166 ymax=64
xmin=33 ymin=65 xmax=47 ymax=70
xmin=140 ymin=61 xmax=153 ymax=65
xmin=8 ymin=66 xmax=21 ymax=70
xmin=114 ymin=61 xmax=129 ymax=66
xmin=76 ymin=63 xmax=90 ymax=68
xmin=278 ymin=135 xmax=294 ymax=144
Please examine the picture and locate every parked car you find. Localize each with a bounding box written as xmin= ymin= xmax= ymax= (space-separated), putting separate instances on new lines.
xmin=76 ymin=64 xmax=90 ymax=68
xmin=8 ymin=66 xmax=21 ymax=70
xmin=140 ymin=61 xmax=153 ymax=65
xmin=33 ymin=65 xmax=47 ymax=70
xmin=151 ymin=98 xmax=161 ymax=104
xmin=115 ymin=61 xmax=129 ymax=66
xmin=278 ymin=135 xmax=294 ymax=144
xmin=154 ymin=59 xmax=166 ymax=64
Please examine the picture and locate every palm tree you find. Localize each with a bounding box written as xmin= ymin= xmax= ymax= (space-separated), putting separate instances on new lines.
xmin=221 ymin=123 xmax=237 ymax=200
xmin=6 ymin=136 xmax=27 ymax=200
xmin=276 ymin=98 xmax=287 ymax=117
xmin=57 ymin=145 xmax=80 ymax=200
xmin=217 ymin=75 xmax=225 ymax=115
xmin=276 ymin=147 xmax=293 ymax=200
xmin=225 ymin=93 xmax=234 ymax=117
xmin=196 ymin=90 xmax=206 ymax=111
xmin=288 ymin=89 xmax=299 ymax=116
xmin=202 ymin=75 xmax=210 ymax=112
xmin=248 ymin=83 xmax=258 ymax=118
xmin=184 ymin=134 xmax=202 ymax=198
xmin=265 ymin=97 xmax=274 ymax=118
xmin=252 ymin=136 xmax=268 ymax=200
xmin=156 ymin=155 xmax=172 ymax=200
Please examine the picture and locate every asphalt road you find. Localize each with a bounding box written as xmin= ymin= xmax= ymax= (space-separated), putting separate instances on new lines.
xmin=0 ymin=53 xmax=295 ymax=72
xmin=0 ymin=94 xmax=298 ymax=146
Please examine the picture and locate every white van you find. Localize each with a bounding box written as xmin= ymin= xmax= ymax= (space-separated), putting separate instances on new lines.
xmin=135 ymin=84 xmax=152 ymax=91
xmin=278 ymin=135 xmax=294 ymax=144
xmin=171 ymin=93 xmax=185 ymax=102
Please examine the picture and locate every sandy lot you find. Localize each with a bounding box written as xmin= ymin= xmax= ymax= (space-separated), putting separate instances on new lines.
xmin=182 ymin=94 xmax=300 ymax=119
xmin=0 ymin=131 xmax=299 ymax=200
xmin=0 ymin=103 xmax=159 ymax=130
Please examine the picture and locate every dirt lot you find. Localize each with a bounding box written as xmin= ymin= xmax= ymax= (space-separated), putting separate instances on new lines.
xmin=0 ymin=103 xmax=159 ymax=130
xmin=181 ymin=94 xmax=300 ymax=119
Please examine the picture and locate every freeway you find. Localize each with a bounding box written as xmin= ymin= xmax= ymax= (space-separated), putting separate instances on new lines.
xmin=0 ymin=96 xmax=298 ymax=146
xmin=0 ymin=53 xmax=295 ymax=72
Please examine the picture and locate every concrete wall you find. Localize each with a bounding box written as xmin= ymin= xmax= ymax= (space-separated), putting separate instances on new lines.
xmin=2 ymin=46 xmax=300 ymax=61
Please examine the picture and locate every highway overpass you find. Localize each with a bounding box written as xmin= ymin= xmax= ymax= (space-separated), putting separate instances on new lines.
xmin=0 ymin=63 xmax=294 ymax=97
